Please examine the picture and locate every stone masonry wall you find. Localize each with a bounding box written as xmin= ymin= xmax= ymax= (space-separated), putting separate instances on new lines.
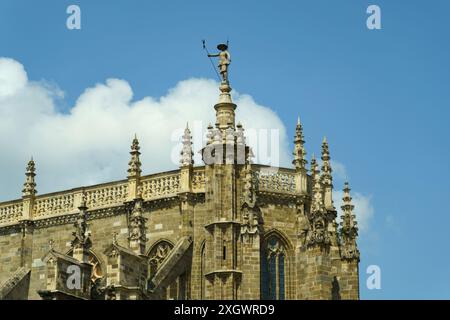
xmin=25 ymin=202 xmax=183 ymax=299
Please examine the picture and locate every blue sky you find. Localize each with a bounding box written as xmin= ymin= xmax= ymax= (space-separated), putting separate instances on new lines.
xmin=1 ymin=0 xmax=450 ymax=299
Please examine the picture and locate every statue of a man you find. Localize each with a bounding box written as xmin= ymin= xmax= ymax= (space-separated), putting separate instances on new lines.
xmin=208 ymin=43 xmax=231 ymax=83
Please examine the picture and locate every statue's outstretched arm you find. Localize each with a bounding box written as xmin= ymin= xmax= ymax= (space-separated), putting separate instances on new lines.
xmin=208 ymin=53 xmax=220 ymax=57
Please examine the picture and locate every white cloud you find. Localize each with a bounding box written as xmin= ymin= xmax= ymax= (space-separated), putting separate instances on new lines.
xmin=326 ymin=160 xmax=375 ymax=234
xmin=330 ymin=160 xmax=347 ymax=182
xmin=0 ymin=58 xmax=27 ymax=97
xmin=334 ymin=189 xmax=374 ymax=232
xmin=0 ymin=57 xmax=291 ymax=201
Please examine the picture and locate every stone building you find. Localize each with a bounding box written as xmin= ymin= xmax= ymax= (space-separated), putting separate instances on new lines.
xmin=0 ymin=50 xmax=360 ymax=300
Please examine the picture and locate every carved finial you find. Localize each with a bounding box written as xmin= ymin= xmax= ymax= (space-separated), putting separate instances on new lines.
xmin=292 ymin=117 xmax=307 ymax=170
xmin=213 ymin=128 xmax=222 ymax=145
xmin=306 ymin=152 xmax=332 ymax=249
xmin=127 ymin=135 xmax=142 ymax=178
xmin=321 ymin=137 xmax=332 ymax=184
xmin=311 ymin=164 xmax=324 ymax=214
xmin=180 ymin=124 xmax=194 ymax=167
xmin=71 ymin=196 xmax=91 ymax=251
xmin=321 ymin=137 xmax=335 ymax=211
xmin=225 ymin=126 xmax=235 ymax=144
xmin=310 ymin=154 xmax=318 ymax=179
xmin=236 ymin=122 xmax=245 ymax=145
xmin=339 ymin=182 xmax=360 ymax=261
xmin=128 ymin=191 xmax=147 ymax=255
xmin=22 ymin=157 xmax=37 ymax=197
xmin=206 ymin=123 xmax=214 ymax=145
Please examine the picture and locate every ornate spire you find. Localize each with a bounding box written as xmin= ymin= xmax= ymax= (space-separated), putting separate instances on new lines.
xmin=310 ymin=154 xmax=318 ymax=180
xmin=71 ymin=192 xmax=92 ymax=262
xmin=128 ymin=186 xmax=147 ymax=255
xmin=180 ymin=123 xmax=194 ymax=167
xmin=206 ymin=123 xmax=214 ymax=145
xmin=292 ymin=117 xmax=307 ymax=170
xmin=321 ymin=137 xmax=336 ymax=211
xmin=340 ymin=182 xmax=360 ymax=261
xmin=127 ymin=135 xmax=142 ymax=178
xmin=311 ymin=164 xmax=325 ymax=215
xmin=22 ymin=157 xmax=37 ymax=197
xmin=321 ymin=137 xmax=332 ymax=186
xmin=236 ymin=122 xmax=245 ymax=145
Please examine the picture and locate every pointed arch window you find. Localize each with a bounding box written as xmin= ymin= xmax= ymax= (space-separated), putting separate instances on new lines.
xmin=148 ymin=241 xmax=173 ymax=279
xmin=261 ymin=236 xmax=286 ymax=300
xmin=148 ymin=241 xmax=179 ymax=299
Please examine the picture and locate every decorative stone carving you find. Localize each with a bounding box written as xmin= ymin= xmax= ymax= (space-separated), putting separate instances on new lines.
xmin=241 ymin=151 xmax=262 ymax=239
xmin=67 ymin=249 xmax=103 ymax=282
xmin=128 ymin=135 xmax=142 ymax=178
xmin=0 ymin=202 xmax=23 ymax=225
xmin=71 ymin=193 xmax=92 ymax=262
xmin=320 ymin=137 xmax=332 ymax=186
xmin=213 ymin=128 xmax=222 ymax=145
xmin=292 ymin=117 xmax=307 ymax=170
xmin=180 ymin=124 xmax=194 ymax=167
xmin=340 ymin=182 xmax=360 ymax=261
xmin=225 ymin=126 xmax=235 ymax=144
xmin=306 ymin=158 xmax=331 ymax=249
xmin=141 ymin=174 xmax=180 ymax=199
xmin=241 ymin=205 xmax=260 ymax=236
xmin=86 ymin=184 xmax=128 ymax=209
xmin=236 ymin=122 xmax=245 ymax=145
xmin=22 ymin=158 xmax=36 ymax=197
xmin=148 ymin=242 xmax=173 ymax=278
xmin=128 ymin=188 xmax=147 ymax=255
xmin=296 ymin=213 xmax=310 ymax=245
xmin=254 ymin=171 xmax=296 ymax=194
xmin=206 ymin=123 xmax=214 ymax=145
xmin=34 ymin=194 xmax=74 ymax=218
xmin=192 ymin=170 xmax=205 ymax=191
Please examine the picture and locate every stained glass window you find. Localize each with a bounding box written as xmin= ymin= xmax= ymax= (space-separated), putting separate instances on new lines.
xmin=261 ymin=236 xmax=286 ymax=300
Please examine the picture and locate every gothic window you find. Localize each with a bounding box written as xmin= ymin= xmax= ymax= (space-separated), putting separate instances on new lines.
xmin=148 ymin=240 xmax=183 ymax=300
xmin=148 ymin=241 xmax=173 ymax=279
xmin=261 ymin=236 xmax=286 ymax=300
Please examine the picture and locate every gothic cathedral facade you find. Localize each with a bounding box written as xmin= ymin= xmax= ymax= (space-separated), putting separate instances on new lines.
xmin=0 ymin=60 xmax=360 ymax=300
